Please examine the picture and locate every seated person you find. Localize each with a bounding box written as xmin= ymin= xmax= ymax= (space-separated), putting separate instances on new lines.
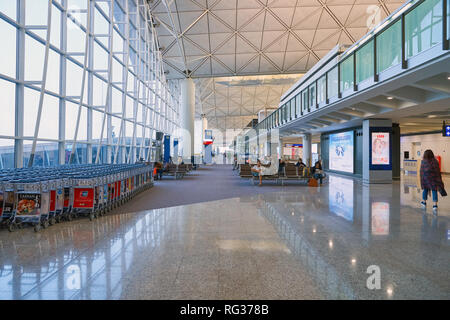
xmin=154 ymin=162 xmax=163 ymax=180
xmin=251 ymin=159 xmax=263 ymax=186
xmin=232 ymin=155 xmax=238 ymax=170
xmin=278 ymin=158 xmax=286 ymax=175
xmin=311 ymin=160 xmax=325 ymax=185
xmin=295 ymin=158 xmax=306 ymax=168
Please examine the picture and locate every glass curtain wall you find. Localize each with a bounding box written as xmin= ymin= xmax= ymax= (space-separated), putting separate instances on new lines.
xmin=0 ymin=0 xmax=179 ymax=169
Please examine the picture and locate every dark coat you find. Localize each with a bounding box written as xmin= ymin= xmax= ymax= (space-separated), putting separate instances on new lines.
xmin=420 ymin=158 xmax=444 ymax=191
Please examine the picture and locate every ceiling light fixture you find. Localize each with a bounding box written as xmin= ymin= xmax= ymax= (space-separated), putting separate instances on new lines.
xmin=387 ymin=96 xmax=394 ymax=100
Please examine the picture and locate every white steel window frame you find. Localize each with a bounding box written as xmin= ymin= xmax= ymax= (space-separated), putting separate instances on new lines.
xmin=0 ymin=0 xmax=180 ymax=168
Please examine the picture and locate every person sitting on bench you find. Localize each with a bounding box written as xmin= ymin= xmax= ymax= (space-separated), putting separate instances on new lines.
xmin=232 ymin=154 xmax=238 ymax=170
xmin=295 ymin=157 xmax=306 ymax=167
xmin=251 ymin=159 xmax=263 ymax=186
xmin=311 ymin=160 xmax=325 ymax=185
xmin=278 ymin=158 xmax=286 ymax=175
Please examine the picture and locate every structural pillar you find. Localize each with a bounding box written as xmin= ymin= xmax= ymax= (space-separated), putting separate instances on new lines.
xmin=180 ymin=78 xmax=195 ymax=163
xmin=302 ymin=133 xmax=312 ymax=167
xmin=201 ymin=114 xmax=208 ymax=162
xmin=362 ymin=119 xmax=393 ymax=184
xmin=392 ymin=123 xmax=401 ymax=180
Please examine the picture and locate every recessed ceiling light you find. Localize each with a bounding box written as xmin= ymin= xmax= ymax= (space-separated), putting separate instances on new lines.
xmin=428 ymin=115 xmax=437 ymax=118
xmin=447 ymin=76 xmax=450 ymax=80
xmin=387 ymin=96 xmax=394 ymax=100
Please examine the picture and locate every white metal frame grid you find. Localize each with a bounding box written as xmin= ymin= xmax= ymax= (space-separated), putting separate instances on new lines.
xmin=0 ymin=0 xmax=180 ymax=168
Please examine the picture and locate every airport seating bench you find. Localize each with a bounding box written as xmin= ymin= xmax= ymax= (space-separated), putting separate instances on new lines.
xmin=240 ymin=163 xmax=316 ymax=185
xmin=163 ymin=164 xmax=189 ymax=179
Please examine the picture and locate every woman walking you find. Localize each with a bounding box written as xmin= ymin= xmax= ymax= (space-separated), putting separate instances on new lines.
xmin=420 ymin=149 xmax=446 ymax=212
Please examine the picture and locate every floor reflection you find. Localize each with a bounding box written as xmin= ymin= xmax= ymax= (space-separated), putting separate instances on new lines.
xmin=0 ymin=173 xmax=448 ymax=300
xmin=0 ymin=209 xmax=180 ymax=299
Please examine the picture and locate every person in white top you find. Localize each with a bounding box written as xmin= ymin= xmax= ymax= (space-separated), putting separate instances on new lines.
xmin=251 ymin=159 xmax=263 ymax=186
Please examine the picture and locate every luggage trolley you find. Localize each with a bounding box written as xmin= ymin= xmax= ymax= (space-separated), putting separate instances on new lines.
xmin=1 ymin=179 xmax=17 ymax=232
xmin=54 ymin=177 xmax=65 ymax=223
xmin=12 ymin=178 xmax=50 ymax=232
xmin=101 ymin=174 xmax=109 ymax=215
xmin=61 ymin=176 xmax=74 ymax=221
xmin=71 ymin=174 xmax=98 ymax=221
xmin=93 ymin=172 xmax=106 ymax=217
xmin=48 ymin=177 xmax=59 ymax=226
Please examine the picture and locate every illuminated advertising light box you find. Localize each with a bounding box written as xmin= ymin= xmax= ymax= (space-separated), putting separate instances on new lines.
xmin=329 ymin=176 xmax=354 ymax=222
xmin=329 ymin=131 xmax=354 ymax=173
xmin=371 ymin=132 xmax=390 ymax=165
xmin=369 ymin=127 xmax=392 ymax=170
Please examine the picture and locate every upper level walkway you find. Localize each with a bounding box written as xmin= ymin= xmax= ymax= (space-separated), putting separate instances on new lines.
xmin=256 ymin=0 xmax=450 ymax=136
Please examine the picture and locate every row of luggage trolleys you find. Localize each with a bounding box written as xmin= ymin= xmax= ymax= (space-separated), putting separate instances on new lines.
xmin=0 ymin=164 xmax=153 ymax=232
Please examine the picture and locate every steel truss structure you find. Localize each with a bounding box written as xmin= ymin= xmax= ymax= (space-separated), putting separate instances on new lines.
xmin=0 ymin=0 xmax=180 ymax=168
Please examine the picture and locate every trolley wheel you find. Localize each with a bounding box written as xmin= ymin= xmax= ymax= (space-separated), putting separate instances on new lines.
xmin=34 ymin=224 xmax=41 ymax=232
xmin=42 ymin=220 xmax=49 ymax=229
xmin=67 ymin=213 xmax=73 ymax=221
xmin=89 ymin=213 xmax=94 ymax=221
xmin=49 ymin=218 xmax=56 ymax=226
xmin=7 ymin=223 xmax=15 ymax=233
xmin=56 ymin=216 xmax=61 ymax=223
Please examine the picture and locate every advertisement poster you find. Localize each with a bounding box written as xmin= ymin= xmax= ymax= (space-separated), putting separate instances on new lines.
xmin=56 ymin=189 xmax=64 ymax=211
xmin=95 ymin=186 xmax=100 ymax=206
xmin=64 ymin=187 xmax=70 ymax=208
xmin=50 ymin=190 xmax=56 ymax=212
xmin=372 ymin=132 xmax=390 ymax=165
xmin=16 ymin=193 xmax=41 ymax=216
xmin=329 ymin=176 xmax=354 ymax=222
xmin=371 ymin=202 xmax=390 ymax=235
xmin=329 ymin=131 xmax=354 ymax=173
xmin=41 ymin=192 xmax=49 ymax=215
xmin=73 ymin=188 xmax=94 ymax=209
xmin=103 ymin=185 xmax=108 ymax=202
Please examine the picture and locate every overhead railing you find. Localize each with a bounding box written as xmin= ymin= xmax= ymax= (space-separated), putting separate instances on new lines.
xmin=257 ymin=0 xmax=449 ymax=132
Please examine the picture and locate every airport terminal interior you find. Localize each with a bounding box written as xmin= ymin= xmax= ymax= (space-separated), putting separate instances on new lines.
xmin=0 ymin=0 xmax=449 ymax=300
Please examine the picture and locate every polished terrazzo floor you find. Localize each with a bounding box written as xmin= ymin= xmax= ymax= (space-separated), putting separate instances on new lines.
xmin=0 ymin=173 xmax=449 ymax=300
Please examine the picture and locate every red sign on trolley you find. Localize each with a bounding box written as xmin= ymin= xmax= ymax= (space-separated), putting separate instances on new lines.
xmin=73 ymin=188 xmax=94 ymax=208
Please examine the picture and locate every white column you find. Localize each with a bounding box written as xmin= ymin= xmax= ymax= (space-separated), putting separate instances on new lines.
xmin=201 ymin=114 xmax=207 ymax=159
xmin=363 ymin=119 xmax=393 ymax=184
xmin=180 ymin=78 xmax=195 ymax=163
xmin=303 ymin=133 xmax=312 ymax=167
